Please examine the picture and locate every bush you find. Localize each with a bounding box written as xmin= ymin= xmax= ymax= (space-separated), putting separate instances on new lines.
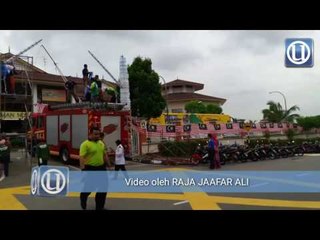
xmin=158 ymin=139 xmax=207 ymax=157
xmin=285 ymin=129 xmax=296 ymax=142
xmin=10 ymin=137 xmax=25 ymax=148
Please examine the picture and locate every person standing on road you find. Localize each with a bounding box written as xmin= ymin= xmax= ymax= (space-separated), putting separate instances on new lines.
xmin=114 ymin=139 xmax=128 ymax=179
xmin=0 ymin=135 xmax=11 ymax=178
xmin=212 ymin=134 xmax=221 ymax=169
xmin=79 ymin=127 xmax=112 ymax=210
xmin=207 ymin=133 xmax=215 ymax=169
xmin=0 ymin=138 xmax=7 ymax=181
xmin=36 ymin=140 xmax=50 ymax=166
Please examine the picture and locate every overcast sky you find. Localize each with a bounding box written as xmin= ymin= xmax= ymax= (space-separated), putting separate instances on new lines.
xmin=0 ymin=30 xmax=318 ymax=121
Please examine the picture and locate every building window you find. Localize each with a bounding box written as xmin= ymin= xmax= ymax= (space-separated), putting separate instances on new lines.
xmin=185 ymin=85 xmax=193 ymax=92
xmin=172 ymin=86 xmax=182 ymax=93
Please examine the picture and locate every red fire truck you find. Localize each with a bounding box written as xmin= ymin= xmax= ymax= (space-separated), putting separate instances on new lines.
xmin=27 ymin=102 xmax=131 ymax=163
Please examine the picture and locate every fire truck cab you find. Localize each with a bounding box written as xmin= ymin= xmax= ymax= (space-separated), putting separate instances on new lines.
xmin=28 ymin=102 xmax=131 ymax=163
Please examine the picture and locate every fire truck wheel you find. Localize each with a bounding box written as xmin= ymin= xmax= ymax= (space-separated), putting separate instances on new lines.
xmin=60 ymin=147 xmax=70 ymax=164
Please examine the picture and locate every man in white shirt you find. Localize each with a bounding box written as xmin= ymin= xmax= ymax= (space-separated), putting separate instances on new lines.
xmin=114 ymin=139 xmax=128 ymax=179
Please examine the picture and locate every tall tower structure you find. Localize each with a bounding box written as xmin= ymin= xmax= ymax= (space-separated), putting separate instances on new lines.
xmin=119 ymin=55 xmax=130 ymax=110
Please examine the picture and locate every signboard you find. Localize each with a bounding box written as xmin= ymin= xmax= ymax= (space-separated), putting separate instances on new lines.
xmin=42 ymin=89 xmax=66 ymax=102
xmin=0 ymin=111 xmax=28 ymax=120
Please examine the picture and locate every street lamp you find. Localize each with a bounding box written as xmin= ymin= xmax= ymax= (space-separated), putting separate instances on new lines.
xmin=159 ymin=75 xmax=169 ymax=122
xmin=269 ymin=91 xmax=287 ymax=112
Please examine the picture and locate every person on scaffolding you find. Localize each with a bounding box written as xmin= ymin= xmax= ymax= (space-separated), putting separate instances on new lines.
xmin=94 ymin=75 xmax=103 ymax=101
xmin=82 ymin=64 xmax=89 ymax=88
xmin=90 ymin=77 xmax=99 ymax=103
xmin=7 ymin=64 xmax=17 ymax=94
xmin=65 ymin=77 xmax=79 ymax=103
xmin=84 ymin=81 xmax=91 ymax=102
xmin=0 ymin=61 xmax=8 ymax=93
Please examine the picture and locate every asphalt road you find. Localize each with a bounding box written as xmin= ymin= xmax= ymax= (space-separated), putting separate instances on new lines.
xmin=1 ymin=149 xmax=320 ymax=210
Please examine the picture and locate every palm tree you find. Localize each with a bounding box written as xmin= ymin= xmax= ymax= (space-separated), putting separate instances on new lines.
xmin=262 ymin=101 xmax=300 ymax=123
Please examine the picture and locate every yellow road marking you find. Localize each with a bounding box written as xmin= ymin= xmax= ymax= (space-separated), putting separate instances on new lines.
xmin=210 ymin=195 xmax=320 ymax=209
xmin=68 ymin=192 xmax=186 ymax=201
xmin=0 ymin=187 xmax=28 ymax=210
xmin=183 ymin=192 xmax=221 ymax=210
xmin=3 ymin=185 xmax=320 ymax=210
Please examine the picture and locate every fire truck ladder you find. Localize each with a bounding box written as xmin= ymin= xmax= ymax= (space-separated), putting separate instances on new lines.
xmin=50 ymin=102 xmax=126 ymax=111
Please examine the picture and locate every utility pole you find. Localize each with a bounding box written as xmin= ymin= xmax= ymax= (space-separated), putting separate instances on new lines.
xmin=88 ymin=50 xmax=120 ymax=86
xmin=41 ymin=45 xmax=79 ymax=103
xmin=5 ymin=39 xmax=43 ymax=63
xmin=269 ymin=91 xmax=287 ymax=112
xmin=159 ymin=75 xmax=169 ymax=122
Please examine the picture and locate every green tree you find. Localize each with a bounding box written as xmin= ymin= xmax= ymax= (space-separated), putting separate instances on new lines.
xmin=262 ymin=101 xmax=300 ymax=123
xmin=297 ymin=115 xmax=320 ymax=131
xmin=185 ymin=101 xmax=206 ymax=113
xmin=185 ymin=101 xmax=222 ymax=114
xmin=128 ymin=57 xmax=166 ymax=119
xmin=206 ymin=104 xmax=222 ymax=114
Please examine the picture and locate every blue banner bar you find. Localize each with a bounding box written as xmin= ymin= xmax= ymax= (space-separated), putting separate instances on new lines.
xmin=30 ymin=166 xmax=320 ymax=196
xmin=69 ymin=170 xmax=320 ymax=193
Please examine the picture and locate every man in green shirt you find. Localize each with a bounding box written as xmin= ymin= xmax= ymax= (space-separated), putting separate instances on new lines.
xmin=79 ymin=127 xmax=111 ymax=210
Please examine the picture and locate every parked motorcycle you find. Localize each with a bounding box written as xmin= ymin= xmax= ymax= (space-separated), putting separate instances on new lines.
xmin=189 ymin=144 xmax=209 ymax=165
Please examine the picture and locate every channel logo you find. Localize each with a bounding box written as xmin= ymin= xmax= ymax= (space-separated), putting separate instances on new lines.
xmin=30 ymin=166 xmax=69 ymax=197
xmin=285 ymin=38 xmax=313 ymax=67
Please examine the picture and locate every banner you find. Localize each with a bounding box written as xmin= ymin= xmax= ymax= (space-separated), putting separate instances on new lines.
xmin=42 ymin=89 xmax=66 ymax=102
xmin=183 ymin=125 xmax=191 ymax=132
xmin=214 ymin=123 xmax=221 ymax=130
xmin=0 ymin=111 xmax=28 ymax=120
xmin=166 ymin=125 xmax=175 ymax=133
xmin=147 ymin=124 xmax=157 ymax=132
